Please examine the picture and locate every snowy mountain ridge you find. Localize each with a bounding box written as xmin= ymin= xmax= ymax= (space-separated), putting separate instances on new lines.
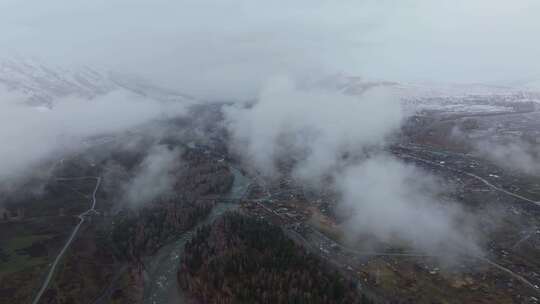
xmin=0 ymin=57 xmax=195 ymax=108
xmin=1 ymin=57 xmax=538 ymax=114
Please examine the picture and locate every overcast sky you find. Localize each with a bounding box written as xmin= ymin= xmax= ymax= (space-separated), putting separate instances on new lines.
xmin=1 ymin=0 xmax=539 ymax=98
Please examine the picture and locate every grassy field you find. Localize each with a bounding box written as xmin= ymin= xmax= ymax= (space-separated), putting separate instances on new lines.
xmin=0 ymin=234 xmax=53 ymax=275
xmin=0 ymin=231 xmax=58 ymax=303
xmin=0 ymin=216 xmax=76 ymax=280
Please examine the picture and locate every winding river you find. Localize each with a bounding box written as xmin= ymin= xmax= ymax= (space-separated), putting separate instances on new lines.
xmin=143 ymin=167 xmax=251 ymax=304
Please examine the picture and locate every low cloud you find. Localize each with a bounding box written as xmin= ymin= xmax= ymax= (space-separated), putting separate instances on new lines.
xmin=0 ymin=87 xmax=187 ymax=188
xmin=224 ymin=76 xmax=403 ymax=180
xmin=475 ymin=139 xmax=540 ymax=176
xmin=337 ymin=155 xmax=482 ymax=258
xmin=120 ymin=144 xmax=182 ymax=208
xmin=2 ymin=0 xmax=539 ymax=96
xmin=225 ymin=79 xmax=482 ymax=258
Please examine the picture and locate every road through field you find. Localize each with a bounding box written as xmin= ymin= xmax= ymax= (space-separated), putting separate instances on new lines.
xmin=32 ymin=177 xmax=101 ymax=304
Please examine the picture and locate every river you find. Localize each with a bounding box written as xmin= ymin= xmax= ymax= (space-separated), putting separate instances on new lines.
xmin=143 ymin=167 xmax=251 ymax=304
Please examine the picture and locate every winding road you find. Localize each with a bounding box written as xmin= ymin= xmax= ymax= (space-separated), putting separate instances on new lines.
xmin=32 ymin=176 xmax=101 ymax=304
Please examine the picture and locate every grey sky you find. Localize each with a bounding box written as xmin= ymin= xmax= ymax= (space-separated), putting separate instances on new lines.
xmin=1 ymin=0 xmax=539 ymax=98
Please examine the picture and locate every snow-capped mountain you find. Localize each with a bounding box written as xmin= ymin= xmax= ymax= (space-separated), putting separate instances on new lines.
xmin=2 ymin=57 xmax=537 ymax=115
xmin=0 ymin=57 xmax=195 ymax=108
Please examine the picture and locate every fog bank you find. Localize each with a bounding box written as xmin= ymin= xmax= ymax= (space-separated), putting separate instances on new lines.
xmin=337 ymin=155 xmax=481 ymax=258
xmin=0 ymin=88 xmax=187 ymax=187
xmin=225 ymin=77 xmax=403 ymax=179
xmin=225 ymin=81 xmax=482 ymax=257
xmin=2 ymin=0 xmax=539 ymax=99
xmin=475 ymin=139 xmax=540 ymax=177
xmin=120 ymin=145 xmax=182 ymax=208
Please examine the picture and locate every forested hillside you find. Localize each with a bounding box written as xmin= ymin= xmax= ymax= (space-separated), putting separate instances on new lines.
xmin=178 ymin=212 xmax=373 ymax=304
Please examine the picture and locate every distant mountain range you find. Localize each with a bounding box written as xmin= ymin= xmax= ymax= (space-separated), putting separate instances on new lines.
xmin=1 ymin=57 xmax=538 ymax=110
